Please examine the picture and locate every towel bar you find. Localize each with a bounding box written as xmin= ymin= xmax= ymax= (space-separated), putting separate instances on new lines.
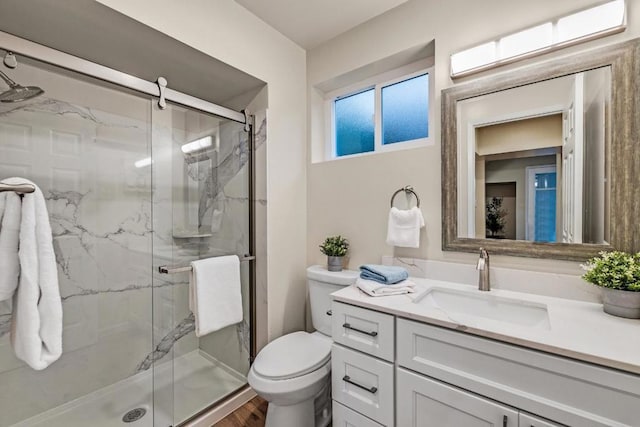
xmin=390 ymin=185 xmax=420 ymax=208
xmin=0 ymin=182 xmax=36 ymax=194
xmin=159 ymin=255 xmax=256 ymax=274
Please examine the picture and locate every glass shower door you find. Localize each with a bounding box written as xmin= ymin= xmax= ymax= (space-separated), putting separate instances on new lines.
xmin=151 ymin=101 xmax=252 ymax=426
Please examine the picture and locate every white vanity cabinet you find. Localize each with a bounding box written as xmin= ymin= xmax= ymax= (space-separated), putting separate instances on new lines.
xmin=331 ymin=299 xmax=640 ymax=427
xmin=397 ymin=318 xmax=640 ymax=427
xmin=331 ymin=301 xmax=395 ymax=426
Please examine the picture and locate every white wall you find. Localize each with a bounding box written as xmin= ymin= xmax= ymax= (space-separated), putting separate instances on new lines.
xmin=307 ymin=0 xmax=640 ymax=281
xmin=97 ymin=0 xmax=308 ymax=340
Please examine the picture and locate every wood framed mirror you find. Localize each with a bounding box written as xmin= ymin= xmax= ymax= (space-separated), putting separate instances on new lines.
xmin=442 ymin=38 xmax=640 ymax=261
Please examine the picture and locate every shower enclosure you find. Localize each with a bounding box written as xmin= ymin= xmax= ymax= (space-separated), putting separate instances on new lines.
xmin=0 ymin=32 xmax=257 ymax=427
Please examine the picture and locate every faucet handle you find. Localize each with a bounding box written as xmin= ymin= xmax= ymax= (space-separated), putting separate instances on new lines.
xmin=479 ymin=247 xmax=489 ymax=258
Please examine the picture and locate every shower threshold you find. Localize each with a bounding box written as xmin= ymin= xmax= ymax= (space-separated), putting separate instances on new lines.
xmin=12 ymin=350 xmax=246 ymax=427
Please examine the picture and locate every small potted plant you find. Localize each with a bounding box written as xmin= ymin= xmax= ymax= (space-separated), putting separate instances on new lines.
xmin=486 ymin=197 xmax=507 ymax=239
xmin=582 ymin=251 xmax=640 ymax=319
xmin=320 ymin=235 xmax=349 ymax=272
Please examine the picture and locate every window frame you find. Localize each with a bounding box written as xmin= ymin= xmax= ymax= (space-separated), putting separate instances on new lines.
xmin=324 ymin=61 xmax=434 ymax=161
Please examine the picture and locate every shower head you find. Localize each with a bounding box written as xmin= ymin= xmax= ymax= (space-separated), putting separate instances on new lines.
xmin=0 ymin=70 xmax=44 ymax=103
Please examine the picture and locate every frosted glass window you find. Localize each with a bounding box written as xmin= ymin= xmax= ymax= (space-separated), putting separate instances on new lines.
xmin=381 ymin=74 xmax=429 ymax=145
xmin=500 ymin=23 xmax=553 ymax=59
xmin=334 ymin=89 xmax=374 ymax=157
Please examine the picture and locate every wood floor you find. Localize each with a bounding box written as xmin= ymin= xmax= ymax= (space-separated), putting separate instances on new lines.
xmin=213 ymin=396 xmax=268 ymax=427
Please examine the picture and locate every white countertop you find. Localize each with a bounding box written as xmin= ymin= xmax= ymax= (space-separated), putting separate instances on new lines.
xmin=332 ymin=278 xmax=640 ymax=375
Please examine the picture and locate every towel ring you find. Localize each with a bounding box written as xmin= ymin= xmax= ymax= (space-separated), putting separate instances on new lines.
xmin=390 ymin=186 xmax=420 ymax=208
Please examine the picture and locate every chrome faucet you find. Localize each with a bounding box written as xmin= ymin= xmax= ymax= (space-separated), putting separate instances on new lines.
xmin=477 ymin=248 xmax=490 ymax=291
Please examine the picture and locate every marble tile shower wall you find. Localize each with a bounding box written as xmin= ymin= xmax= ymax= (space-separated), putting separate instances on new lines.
xmin=0 ymin=60 xmax=265 ymax=425
xmin=0 ymin=87 xmax=155 ymax=425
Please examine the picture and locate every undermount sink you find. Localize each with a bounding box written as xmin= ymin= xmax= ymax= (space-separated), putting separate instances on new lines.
xmin=414 ymin=287 xmax=550 ymax=329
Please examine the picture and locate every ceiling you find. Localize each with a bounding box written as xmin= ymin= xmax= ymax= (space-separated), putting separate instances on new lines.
xmin=0 ymin=0 xmax=265 ymax=109
xmin=234 ymin=0 xmax=410 ymax=49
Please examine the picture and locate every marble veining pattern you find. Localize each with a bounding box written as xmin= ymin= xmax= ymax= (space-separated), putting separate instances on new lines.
xmin=136 ymin=313 xmax=195 ymax=372
xmin=0 ymin=81 xmax=265 ymax=424
xmin=0 ymin=94 xmax=156 ymax=425
xmin=136 ymin=113 xmax=267 ymax=372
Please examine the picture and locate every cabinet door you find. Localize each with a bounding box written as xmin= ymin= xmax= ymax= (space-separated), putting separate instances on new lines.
xmin=520 ymin=413 xmax=563 ymax=427
xmin=397 ymin=368 xmax=518 ymax=427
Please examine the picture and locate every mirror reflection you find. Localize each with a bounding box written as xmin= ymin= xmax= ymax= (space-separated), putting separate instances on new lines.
xmin=457 ymin=67 xmax=610 ymax=244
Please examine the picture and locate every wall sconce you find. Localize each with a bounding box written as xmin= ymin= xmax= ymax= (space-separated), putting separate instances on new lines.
xmin=450 ymin=0 xmax=626 ymax=78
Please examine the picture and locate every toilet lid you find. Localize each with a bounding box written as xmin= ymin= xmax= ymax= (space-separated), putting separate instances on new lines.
xmin=253 ymin=331 xmax=331 ymax=380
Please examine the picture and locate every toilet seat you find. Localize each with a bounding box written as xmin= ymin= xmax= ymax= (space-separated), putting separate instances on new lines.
xmin=253 ymin=331 xmax=331 ymax=380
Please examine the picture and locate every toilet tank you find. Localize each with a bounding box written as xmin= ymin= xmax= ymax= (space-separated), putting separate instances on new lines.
xmin=307 ymin=265 xmax=359 ymax=336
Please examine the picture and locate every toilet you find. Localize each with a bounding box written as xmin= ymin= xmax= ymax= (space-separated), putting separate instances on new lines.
xmin=248 ymin=265 xmax=358 ymax=427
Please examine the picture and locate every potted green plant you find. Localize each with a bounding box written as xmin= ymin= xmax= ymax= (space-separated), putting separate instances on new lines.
xmin=320 ymin=235 xmax=349 ymax=272
xmin=486 ymin=197 xmax=507 ymax=238
xmin=582 ymin=251 xmax=640 ymax=319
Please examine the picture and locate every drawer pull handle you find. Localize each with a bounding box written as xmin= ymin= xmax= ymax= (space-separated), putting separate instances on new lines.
xmin=342 ymin=322 xmax=378 ymax=337
xmin=503 ymin=415 xmax=508 ymax=427
xmin=342 ymin=375 xmax=378 ymax=394
xmin=326 ymin=310 xmax=332 ymax=316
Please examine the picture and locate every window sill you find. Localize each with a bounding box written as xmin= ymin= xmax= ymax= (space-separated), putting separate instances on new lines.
xmin=315 ymin=137 xmax=433 ymax=164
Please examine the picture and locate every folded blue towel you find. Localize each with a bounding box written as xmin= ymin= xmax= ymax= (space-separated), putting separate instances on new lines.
xmin=359 ymin=264 xmax=409 ymax=285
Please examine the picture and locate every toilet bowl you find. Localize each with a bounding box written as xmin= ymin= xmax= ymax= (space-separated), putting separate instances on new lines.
xmin=248 ymin=266 xmax=358 ymax=427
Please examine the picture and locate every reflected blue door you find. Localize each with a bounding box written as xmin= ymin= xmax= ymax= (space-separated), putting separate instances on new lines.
xmin=534 ymin=172 xmax=557 ymax=242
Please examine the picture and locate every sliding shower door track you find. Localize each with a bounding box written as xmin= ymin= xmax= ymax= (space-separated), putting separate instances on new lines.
xmin=0 ymin=30 xmax=246 ymax=124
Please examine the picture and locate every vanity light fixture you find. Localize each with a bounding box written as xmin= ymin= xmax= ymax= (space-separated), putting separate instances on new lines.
xmin=181 ymin=135 xmax=213 ymax=154
xmin=450 ymin=0 xmax=626 ymax=77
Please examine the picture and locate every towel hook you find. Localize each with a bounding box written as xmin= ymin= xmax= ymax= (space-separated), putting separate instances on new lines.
xmin=390 ymin=185 xmax=420 ymax=208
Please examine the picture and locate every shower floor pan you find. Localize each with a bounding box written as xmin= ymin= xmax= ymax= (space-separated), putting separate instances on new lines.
xmin=12 ymin=350 xmax=246 ymax=427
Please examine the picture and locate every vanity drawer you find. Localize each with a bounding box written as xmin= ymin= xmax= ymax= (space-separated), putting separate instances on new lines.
xmin=333 ymin=401 xmax=384 ymax=427
xmin=332 ymin=344 xmax=394 ymax=426
xmin=331 ymin=301 xmax=394 ymax=361
xmin=397 ymin=318 xmax=640 ymax=427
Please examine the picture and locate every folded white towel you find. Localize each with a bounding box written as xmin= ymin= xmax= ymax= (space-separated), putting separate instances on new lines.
xmin=4 ymin=178 xmax=63 ymax=370
xmin=189 ymin=255 xmax=243 ymax=337
xmin=0 ymin=190 xmax=22 ymax=300
xmin=356 ymin=277 xmax=416 ymax=297
xmin=386 ymin=206 xmax=425 ymax=248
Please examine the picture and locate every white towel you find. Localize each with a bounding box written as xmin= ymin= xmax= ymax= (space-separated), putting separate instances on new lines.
xmin=4 ymin=178 xmax=63 ymax=370
xmin=386 ymin=206 xmax=425 ymax=248
xmin=356 ymin=277 xmax=416 ymax=297
xmin=189 ymin=255 xmax=243 ymax=337
xmin=0 ymin=190 xmax=22 ymax=300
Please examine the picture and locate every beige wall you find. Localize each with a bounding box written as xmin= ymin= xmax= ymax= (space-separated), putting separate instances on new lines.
xmin=97 ymin=0 xmax=308 ymax=340
xmin=476 ymin=115 xmax=562 ymax=156
xmin=307 ymin=0 xmax=640 ymax=277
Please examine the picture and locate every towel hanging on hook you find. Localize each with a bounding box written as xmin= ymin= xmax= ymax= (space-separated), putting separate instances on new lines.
xmin=387 ymin=185 xmax=424 ymax=248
